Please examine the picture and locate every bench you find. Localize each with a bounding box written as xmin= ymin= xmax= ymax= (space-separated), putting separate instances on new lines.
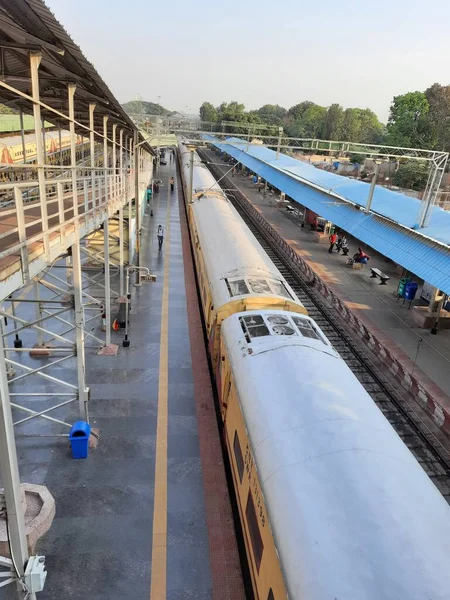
xmin=370 ymin=267 xmax=390 ymax=285
xmin=286 ymin=204 xmax=295 ymax=212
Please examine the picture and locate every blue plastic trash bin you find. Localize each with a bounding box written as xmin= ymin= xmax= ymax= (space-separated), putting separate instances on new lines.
xmin=69 ymin=421 xmax=91 ymax=459
xmin=404 ymin=281 xmax=418 ymax=301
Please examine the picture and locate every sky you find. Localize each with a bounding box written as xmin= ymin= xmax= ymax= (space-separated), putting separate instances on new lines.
xmin=46 ymin=0 xmax=450 ymax=123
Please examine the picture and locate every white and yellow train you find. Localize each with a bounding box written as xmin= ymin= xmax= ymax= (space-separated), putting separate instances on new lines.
xmin=178 ymin=141 xmax=450 ymax=600
xmin=0 ymin=129 xmax=85 ymax=165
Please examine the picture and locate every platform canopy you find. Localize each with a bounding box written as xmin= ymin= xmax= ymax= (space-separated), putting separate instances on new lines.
xmin=207 ymin=136 xmax=450 ymax=294
xmin=0 ymin=0 xmax=151 ymax=148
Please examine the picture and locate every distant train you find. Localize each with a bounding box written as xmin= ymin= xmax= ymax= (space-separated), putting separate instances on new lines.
xmin=0 ymin=129 xmax=85 ymax=165
xmin=178 ymin=141 xmax=450 ymax=600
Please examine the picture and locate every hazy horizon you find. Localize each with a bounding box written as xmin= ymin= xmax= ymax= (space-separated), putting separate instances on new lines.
xmin=46 ymin=0 xmax=450 ymax=123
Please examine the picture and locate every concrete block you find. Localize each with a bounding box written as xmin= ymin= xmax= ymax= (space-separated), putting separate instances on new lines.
xmin=411 ymin=306 xmax=450 ymax=329
xmin=0 ymin=484 xmax=55 ymax=557
xmin=97 ymin=343 xmax=119 ymax=356
xmin=29 ymin=343 xmax=52 ymax=357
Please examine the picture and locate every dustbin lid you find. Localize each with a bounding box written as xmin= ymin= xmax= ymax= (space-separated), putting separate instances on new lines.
xmin=69 ymin=421 xmax=91 ymax=438
xmin=405 ymin=282 xmax=418 ymax=290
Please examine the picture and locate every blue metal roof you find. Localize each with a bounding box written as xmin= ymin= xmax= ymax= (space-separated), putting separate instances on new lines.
xmin=206 ymin=136 xmax=450 ymax=294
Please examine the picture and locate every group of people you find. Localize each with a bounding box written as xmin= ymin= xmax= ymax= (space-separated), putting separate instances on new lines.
xmin=329 ymin=232 xmax=369 ymax=264
xmin=328 ymin=232 xmax=347 ymax=254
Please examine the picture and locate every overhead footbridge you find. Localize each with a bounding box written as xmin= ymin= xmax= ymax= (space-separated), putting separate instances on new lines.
xmin=0 ymin=2 xmax=154 ymax=597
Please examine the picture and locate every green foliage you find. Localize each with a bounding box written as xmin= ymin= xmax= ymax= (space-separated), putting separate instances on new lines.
xmin=393 ymin=161 xmax=429 ymax=190
xmin=198 ymin=82 xmax=450 ymax=153
xmin=348 ymin=153 xmax=367 ymax=165
xmin=199 ymin=101 xmax=218 ymax=122
xmin=386 ymin=92 xmax=432 ymax=147
xmin=425 ymin=83 xmax=450 ymax=151
xmin=325 ymin=104 xmax=344 ymax=140
xmin=122 ymin=100 xmax=172 ymax=116
xmin=0 ymin=103 xmax=17 ymax=114
xmin=255 ymin=104 xmax=286 ymax=126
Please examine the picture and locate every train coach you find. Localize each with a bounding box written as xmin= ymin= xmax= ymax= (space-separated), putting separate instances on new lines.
xmin=178 ymin=141 xmax=307 ymax=370
xmin=176 ymin=140 xmax=450 ymax=600
xmin=220 ymin=309 xmax=450 ymax=599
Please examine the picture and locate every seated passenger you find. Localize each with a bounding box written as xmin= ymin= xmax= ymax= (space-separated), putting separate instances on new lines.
xmin=353 ymin=247 xmax=369 ymax=264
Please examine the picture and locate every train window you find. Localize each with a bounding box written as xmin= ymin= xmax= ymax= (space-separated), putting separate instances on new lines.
xmin=268 ymin=280 xmax=293 ymax=299
xmin=248 ymin=278 xmax=271 ymax=294
xmin=245 ymin=491 xmax=264 ymax=573
xmin=233 ymin=431 xmax=244 ymax=483
xmin=239 ymin=315 xmax=270 ymax=339
xmin=226 ymin=278 xmax=249 ymax=297
xmin=292 ymin=317 xmax=322 ymax=342
xmin=267 ymin=590 xmax=275 ymax=600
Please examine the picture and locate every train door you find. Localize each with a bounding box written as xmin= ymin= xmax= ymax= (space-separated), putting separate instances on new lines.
xmin=221 ymin=372 xmax=231 ymax=423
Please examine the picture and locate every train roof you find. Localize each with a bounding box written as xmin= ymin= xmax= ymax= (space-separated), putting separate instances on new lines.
xmin=179 ymin=143 xmax=303 ymax=312
xmin=222 ymin=310 xmax=450 ymax=599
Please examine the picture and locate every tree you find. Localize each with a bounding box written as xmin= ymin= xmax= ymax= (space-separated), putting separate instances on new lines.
xmin=199 ymin=102 xmax=218 ymax=123
xmin=386 ymin=91 xmax=432 ymax=147
xmin=341 ymin=108 xmax=362 ymax=141
xmin=325 ymin=103 xmax=344 ymax=140
xmin=300 ymin=105 xmax=327 ymax=138
xmin=425 ymin=83 xmax=450 ymax=151
xmin=255 ymin=104 xmax=286 ymax=126
xmin=393 ymin=161 xmax=429 ymax=190
xmin=357 ymin=108 xmax=384 ymax=143
xmin=217 ymin=101 xmax=246 ymax=122
xmin=285 ymin=101 xmax=316 ymax=125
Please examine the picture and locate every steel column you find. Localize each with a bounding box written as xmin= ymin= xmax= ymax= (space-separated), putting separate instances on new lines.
xmin=119 ymin=129 xmax=124 ymax=196
xmin=34 ymin=280 xmax=44 ymax=346
xmin=30 ymin=52 xmax=49 ymax=259
xmin=103 ymin=115 xmax=109 ymax=205
xmin=0 ymin=318 xmax=31 ymax=600
xmin=112 ymin=123 xmax=117 ymax=199
xmin=103 ymin=217 xmax=111 ymax=346
xmin=71 ymin=242 xmax=88 ymax=420
xmin=89 ymin=103 xmax=96 ymax=210
xmin=119 ymin=206 xmax=124 ymax=296
xmin=134 ymin=130 xmax=141 ymax=284
xmin=365 ymin=161 xmax=380 ymax=213
xmin=68 ymin=84 xmax=78 ymax=225
xmin=58 ymin=124 xmax=62 ymax=166
xmin=128 ymin=137 xmax=133 ymax=259
xmin=19 ymin=109 xmax=26 ymax=163
xmin=13 ymin=187 xmax=30 ymax=283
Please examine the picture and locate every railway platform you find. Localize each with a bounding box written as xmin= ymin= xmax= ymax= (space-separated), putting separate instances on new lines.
xmin=3 ymin=165 xmax=244 ymax=599
xmin=202 ymin=149 xmax=450 ymax=433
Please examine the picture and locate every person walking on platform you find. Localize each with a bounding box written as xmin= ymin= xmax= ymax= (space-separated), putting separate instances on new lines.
xmin=157 ymin=225 xmax=164 ymax=251
xmin=336 ymin=234 xmax=346 ymax=253
xmin=328 ymin=231 xmax=338 ymax=253
xmin=170 ymin=176 xmax=175 ymax=192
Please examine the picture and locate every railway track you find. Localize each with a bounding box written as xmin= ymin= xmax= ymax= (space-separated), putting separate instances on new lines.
xmin=200 ymin=149 xmax=450 ymax=502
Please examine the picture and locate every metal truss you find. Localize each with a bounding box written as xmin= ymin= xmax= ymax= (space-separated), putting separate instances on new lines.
xmin=175 ymin=126 xmax=448 ymax=230
xmin=0 ymin=20 xmax=153 ymax=600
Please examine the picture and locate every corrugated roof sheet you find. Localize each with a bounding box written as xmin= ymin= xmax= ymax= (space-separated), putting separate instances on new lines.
xmin=207 ymin=136 xmax=450 ymax=294
xmin=0 ymin=0 xmax=153 ymax=153
xmin=217 ymin=137 xmax=450 ymax=247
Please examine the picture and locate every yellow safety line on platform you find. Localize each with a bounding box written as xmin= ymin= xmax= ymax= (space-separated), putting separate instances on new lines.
xmin=150 ymin=181 xmax=171 ymax=599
